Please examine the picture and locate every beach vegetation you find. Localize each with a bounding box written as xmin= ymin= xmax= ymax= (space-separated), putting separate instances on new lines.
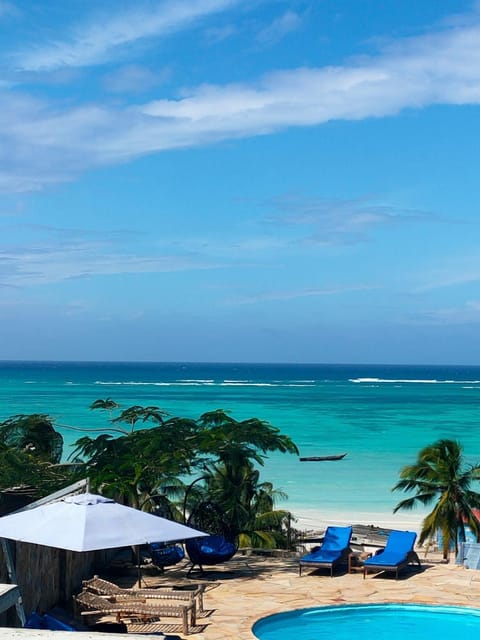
xmin=72 ymin=403 xmax=298 ymax=547
xmin=182 ymin=409 xmax=298 ymax=547
xmin=90 ymin=399 xmax=168 ymax=434
xmin=0 ymin=414 xmax=76 ymax=503
xmin=70 ymin=416 xmax=199 ymax=509
xmin=187 ymin=463 xmax=292 ymax=548
xmin=0 ymin=414 xmax=64 ymax=463
xmin=0 ymin=402 xmax=298 ymax=549
xmin=393 ymin=439 xmax=480 ymax=559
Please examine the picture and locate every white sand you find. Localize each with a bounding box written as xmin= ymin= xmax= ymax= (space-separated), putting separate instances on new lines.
xmin=291 ymin=506 xmax=426 ymax=533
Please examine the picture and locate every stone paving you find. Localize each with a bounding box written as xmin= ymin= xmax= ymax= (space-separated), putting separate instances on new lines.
xmin=130 ymin=550 xmax=480 ymax=640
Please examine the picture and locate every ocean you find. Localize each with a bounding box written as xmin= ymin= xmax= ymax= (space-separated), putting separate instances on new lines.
xmin=1 ymin=361 xmax=480 ymax=531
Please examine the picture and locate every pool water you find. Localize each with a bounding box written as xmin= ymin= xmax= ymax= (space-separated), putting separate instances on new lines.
xmin=252 ymin=604 xmax=480 ymax=640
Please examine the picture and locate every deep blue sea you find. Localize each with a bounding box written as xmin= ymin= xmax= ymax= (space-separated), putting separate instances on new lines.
xmin=1 ymin=361 xmax=480 ymax=530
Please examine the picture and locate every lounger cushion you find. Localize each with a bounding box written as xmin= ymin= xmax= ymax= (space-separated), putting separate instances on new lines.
xmin=363 ymin=530 xmax=417 ymax=568
xmin=300 ymin=526 xmax=352 ymax=565
xmin=301 ymin=549 xmax=344 ymax=563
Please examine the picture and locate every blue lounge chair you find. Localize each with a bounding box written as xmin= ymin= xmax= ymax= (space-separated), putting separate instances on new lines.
xmin=299 ymin=525 xmax=353 ymax=576
xmin=363 ymin=530 xmax=421 ymax=579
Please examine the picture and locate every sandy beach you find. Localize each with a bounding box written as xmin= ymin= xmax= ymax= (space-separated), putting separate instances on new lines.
xmin=291 ymin=506 xmax=427 ymax=534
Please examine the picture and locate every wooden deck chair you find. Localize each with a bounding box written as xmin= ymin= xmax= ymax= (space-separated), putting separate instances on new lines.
xmin=83 ymin=575 xmax=205 ymax=613
xmin=74 ymin=589 xmax=195 ymax=635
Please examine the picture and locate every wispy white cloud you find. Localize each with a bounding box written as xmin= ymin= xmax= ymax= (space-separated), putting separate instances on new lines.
xmin=415 ymin=269 xmax=480 ymax=293
xmin=267 ymin=194 xmax=433 ymax=245
xmin=256 ymin=10 xmax=302 ymax=45
xmin=140 ymin=24 xmax=480 ymax=127
xmin=3 ymin=13 xmax=480 ymax=191
xmin=229 ymin=284 xmax=379 ymax=305
xmin=0 ymin=233 xmax=225 ymax=287
xmin=13 ymin=0 xmax=240 ymax=71
xmin=404 ymin=300 xmax=480 ymax=326
xmin=102 ymin=64 xmax=170 ymax=94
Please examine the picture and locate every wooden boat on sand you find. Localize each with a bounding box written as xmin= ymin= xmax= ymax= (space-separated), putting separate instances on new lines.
xmin=299 ymin=453 xmax=347 ymax=462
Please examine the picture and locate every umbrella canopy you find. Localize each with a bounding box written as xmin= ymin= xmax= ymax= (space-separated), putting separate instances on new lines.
xmin=0 ymin=492 xmax=207 ymax=552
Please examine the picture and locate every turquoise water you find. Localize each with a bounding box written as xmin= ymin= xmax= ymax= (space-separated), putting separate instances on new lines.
xmin=252 ymin=604 xmax=480 ymax=640
xmin=1 ymin=361 xmax=480 ymax=527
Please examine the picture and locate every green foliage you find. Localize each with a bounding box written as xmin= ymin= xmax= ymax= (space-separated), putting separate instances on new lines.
xmin=90 ymin=398 xmax=120 ymax=412
xmin=393 ymin=439 xmax=480 ymax=558
xmin=187 ymin=409 xmax=297 ymax=547
xmin=89 ymin=399 xmax=168 ymax=434
xmin=0 ymin=415 xmax=74 ymax=500
xmin=195 ymin=409 xmax=299 ymax=465
xmin=0 ymin=401 xmax=298 ymax=549
xmin=0 ymin=414 xmax=64 ymax=463
xmin=70 ymin=416 xmax=199 ymax=509
xmin=73 ymin=403 xmax=298 ymax=547
xmin=187 ymin=465 xmax=292 ymax=548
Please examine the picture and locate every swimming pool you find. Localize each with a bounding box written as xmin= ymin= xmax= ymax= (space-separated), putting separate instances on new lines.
xmin=252 ymin=603 xmax=480 ymax=640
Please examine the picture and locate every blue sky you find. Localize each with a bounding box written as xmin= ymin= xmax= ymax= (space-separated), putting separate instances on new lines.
xmin=1 ymin=0 xmax=480 ymax=364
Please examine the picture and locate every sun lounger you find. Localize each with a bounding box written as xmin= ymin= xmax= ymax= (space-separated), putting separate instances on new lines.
xmin=363 ymin=529 xmax=421 ymax=579
xmin=74 ymin=589 xmax=195 ymax=635
xmin=82 ymin=575 xmax=205 ymax=613
xmin=299 ymin=525 xmax=353 ymax=576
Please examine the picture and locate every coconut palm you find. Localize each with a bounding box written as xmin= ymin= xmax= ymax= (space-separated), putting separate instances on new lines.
xmin=0 ymin=414 xmax=64 ymax=463
xmin=89 ymin=398 xmax=120 ymax=413
xmin=393 ymin=439 xmax=480 ymax=558
xmin=185 ymin=460 xmax=292 ymax=548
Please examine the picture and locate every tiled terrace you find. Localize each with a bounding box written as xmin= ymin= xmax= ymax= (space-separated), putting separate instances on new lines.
xmin=3 ymin=549 xmax=476 ymax=639
xmin=119 ymin=550 xmax=480 ymax=640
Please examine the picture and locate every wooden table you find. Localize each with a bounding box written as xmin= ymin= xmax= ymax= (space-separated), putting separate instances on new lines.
xmin=348 ymin=552 xmax=372 ymax=574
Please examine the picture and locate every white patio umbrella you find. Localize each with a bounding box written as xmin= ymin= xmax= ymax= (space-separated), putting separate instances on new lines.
xmin=0 ymin=492 xmax=207 ymax=586
xmin=0 ymin=492 xmax=206 ymax=551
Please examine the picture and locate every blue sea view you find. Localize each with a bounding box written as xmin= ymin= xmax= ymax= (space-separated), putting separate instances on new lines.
xmin=1 ymin=361 xmax=480 ymax=531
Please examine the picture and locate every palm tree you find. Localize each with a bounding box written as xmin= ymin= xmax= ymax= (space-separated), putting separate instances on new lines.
xmin=89 ymin=398 xmax=120 ymax=413
xmin=184 ymin=409 xmax=298 ymax=546
xmin=0 ymin=414 xmax=64 ymax=463
xmin=392 ymin=439 xmax=480 ymax=559
xmin=185 ymin=460 xmax=292 ymax=548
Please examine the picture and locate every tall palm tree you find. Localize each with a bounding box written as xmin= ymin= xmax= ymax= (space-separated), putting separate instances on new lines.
xmin=185 ymin=409 xmax=297 ymax=547
xmin=185 ymin=461 xmax=292 ymax=548
xmin=392 ymin=439 xmax=480 ymax=559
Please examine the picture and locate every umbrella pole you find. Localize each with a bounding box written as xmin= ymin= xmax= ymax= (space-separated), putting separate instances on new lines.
xmin=136 ymin=546 xmax=142 ymax=588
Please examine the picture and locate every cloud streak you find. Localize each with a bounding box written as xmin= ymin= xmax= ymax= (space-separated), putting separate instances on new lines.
xmin=256 ymin=10 xmax=302 ymax=45
xmin=404 ymin=300 xmax=480 ymax=326
xmin=266 ymin=194 xmax=433 ymax=245
xmin=0 ymin=234 xmax=225 ymax=288
xmin=2 ymin=11 xmax=480 ymax=191
xmin=13 ymin=0 xmax=239 ymax=71
xmin=230 ymin=284 xmax=379 ymax=305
